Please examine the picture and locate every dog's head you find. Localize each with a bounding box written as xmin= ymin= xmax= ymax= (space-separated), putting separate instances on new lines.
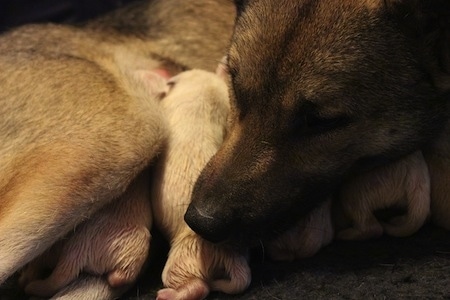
xmin=185 ymin=0 xmax=450 ymax=244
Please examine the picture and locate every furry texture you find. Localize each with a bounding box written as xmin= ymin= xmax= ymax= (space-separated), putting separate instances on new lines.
xmin=0 ymin=0 xmax=235 ymax=289
xmin=335 ymin=151 xmax=431 ymax=240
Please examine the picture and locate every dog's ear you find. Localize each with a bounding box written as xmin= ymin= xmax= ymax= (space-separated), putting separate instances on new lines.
xmin=385 ymin=0 xmax=450 ymax=90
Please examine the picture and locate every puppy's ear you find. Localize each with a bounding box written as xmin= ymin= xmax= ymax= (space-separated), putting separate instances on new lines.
xmin=134 ymin=70 xmax=169 ymax=100
xmin=386 ymin=0 xmax=450 ymax=90
xmin=215 ymin=56 xmax=230 ymax=82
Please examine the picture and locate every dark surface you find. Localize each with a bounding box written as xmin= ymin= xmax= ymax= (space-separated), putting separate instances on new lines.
xmin=123 ymin=224 xmax=450 ymax=300
xmin=1 ymin=224 xmax=449 ymax=299
xmin=1 ymin=2 xmax=449 ymax=300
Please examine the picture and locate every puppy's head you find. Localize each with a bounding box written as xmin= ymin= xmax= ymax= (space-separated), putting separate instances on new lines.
xmin=185 ymin=0 xmax=450 ymax=244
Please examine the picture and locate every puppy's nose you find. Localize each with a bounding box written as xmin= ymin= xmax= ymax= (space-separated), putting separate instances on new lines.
xmin=184 ymin=204 xmax=232 ymax=243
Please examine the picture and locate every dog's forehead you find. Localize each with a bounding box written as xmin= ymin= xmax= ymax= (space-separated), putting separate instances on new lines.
xmin=228 ymin=0 xmax=384 ymax=109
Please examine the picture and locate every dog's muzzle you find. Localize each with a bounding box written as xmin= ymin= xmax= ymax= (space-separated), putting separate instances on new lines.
xmin=184 ymin=204 xmax=234 ymax=243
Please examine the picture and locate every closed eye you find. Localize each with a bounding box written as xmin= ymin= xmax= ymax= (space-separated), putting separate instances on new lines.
xmin=292 ymin=113 xmax=352 ymax=136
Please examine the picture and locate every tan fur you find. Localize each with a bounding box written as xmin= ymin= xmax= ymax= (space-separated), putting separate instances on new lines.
xmin=0 ymin=0 xmax=235 ymax=288
xmin=335 ymin=151 xmax=431 ymax=240
xmin=152 ymin=69 xmax=251 ymax=300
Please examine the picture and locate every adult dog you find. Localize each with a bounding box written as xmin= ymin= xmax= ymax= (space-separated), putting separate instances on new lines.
xmin=185 ymin=0 xmax=450 ymax=245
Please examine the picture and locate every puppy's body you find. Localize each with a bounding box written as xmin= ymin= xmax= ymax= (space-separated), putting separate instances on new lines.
xmin=152 ymin=69 xmax=251 ymax=300
xmin=335 ymin=151 xmax=430 ymax=240
xmin=0 ymin=0 xmax=235 ymax=285
xmin=186 ymin=0 xmax=450 ymax=245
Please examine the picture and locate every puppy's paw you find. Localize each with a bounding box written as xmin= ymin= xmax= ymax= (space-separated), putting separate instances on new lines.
xmin=156 ymin=288 xmax=179 ymax=300
xmin=107 ymin=268 xmax=135 ymax=288
xmin=157 ymin=279 xmax=209 ymax=300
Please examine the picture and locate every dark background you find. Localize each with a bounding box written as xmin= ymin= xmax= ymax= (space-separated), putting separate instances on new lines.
xmin=1 ymin=1 xmax=449 ymax=299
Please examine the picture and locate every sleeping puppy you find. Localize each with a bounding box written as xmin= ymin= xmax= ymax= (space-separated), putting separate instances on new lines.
xmin=152 ymin=66 xmax=251 ymax=300
xmin=335 ymin=151 xmax=430 ymax=240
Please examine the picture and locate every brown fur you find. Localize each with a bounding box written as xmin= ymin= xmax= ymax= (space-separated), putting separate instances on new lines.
xmin=185 ymin=0 xmax=450 ymax=245
xmin=0 ymin=0 xmax=235 ymax=290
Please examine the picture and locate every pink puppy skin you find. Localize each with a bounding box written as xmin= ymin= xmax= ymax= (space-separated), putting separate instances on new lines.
xmin=152 ymin=66 xmax=251 ymax=300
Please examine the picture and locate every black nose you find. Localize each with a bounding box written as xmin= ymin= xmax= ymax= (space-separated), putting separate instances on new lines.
xmin=184 ymin=204 xmax=233 ymax=243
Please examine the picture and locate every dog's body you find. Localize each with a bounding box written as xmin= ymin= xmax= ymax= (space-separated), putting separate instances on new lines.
xmin=152 ymin=69 xmax=251 ymax=300
xmin=335 ymin=151 xmax=431 ymax=240
xmin=185 ymin=0 xmax=450 ymax=245
xmin=0 ymin=0 xmax=235 ymax=289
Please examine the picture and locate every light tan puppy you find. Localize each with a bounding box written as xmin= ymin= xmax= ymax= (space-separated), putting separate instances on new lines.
xmin=152 ymin=67 xmax=251 ymax=300
xmin=335 ymin=151 xmax=430 ymax=240
xmin=267 ymin=199 xmax=334 ymax=261
xmin=424 ymin=121 xmax=450 ymax=230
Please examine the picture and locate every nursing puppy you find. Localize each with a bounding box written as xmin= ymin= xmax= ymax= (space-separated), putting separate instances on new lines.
xmin=0 ymin=0 xmax=235 ymax=285
xmin=152 ymin=67 xmax=251 ymax=300
xmin=185 ymin=0 xmax=450 ymax=247
xmin=335 ymin=151 xmax=430 ymax=240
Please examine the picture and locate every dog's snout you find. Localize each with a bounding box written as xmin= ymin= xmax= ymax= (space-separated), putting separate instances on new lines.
xmin=184 ymin=204 xmax=233 ymax=243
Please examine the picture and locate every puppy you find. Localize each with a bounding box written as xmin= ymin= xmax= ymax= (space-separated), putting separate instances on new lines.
xmin=0 ymin=0 xmax=235 ymax=285
xmin=424 ymin=121 xmax=450 ymax=230
xmin=335 ymin=151 xmax=431 ymax=240
xmin=266 ymin=199 xmax=334 ymax=261
xmin=152 ymin=67 xmax=251 ymax=300
xmin=185 ymin=0 xmax=450 ymax=246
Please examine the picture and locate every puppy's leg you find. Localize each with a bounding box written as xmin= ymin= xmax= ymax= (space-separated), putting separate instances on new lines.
xmin=210 ymin=255 xmax=251 ymax=294
xmin=382 ymin=151 xmax=431 ymax=236
xmin=51 ymin=275 xmax=126 ymax=300
xmin=157 ymin=279 xmax=210 ymax=300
